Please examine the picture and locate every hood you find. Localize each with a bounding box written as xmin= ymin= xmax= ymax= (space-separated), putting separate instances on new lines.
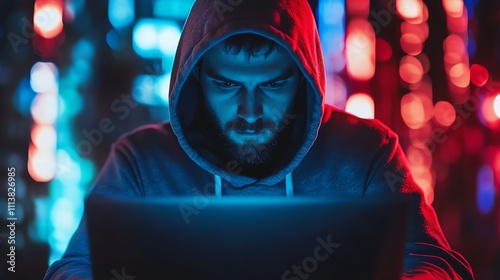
xmin=168 ymin=0 xmax=327 ymax=188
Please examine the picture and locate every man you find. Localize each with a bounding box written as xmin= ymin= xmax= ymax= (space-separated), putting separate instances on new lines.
xmin=45 ymin=0 xmax=474 ymax=279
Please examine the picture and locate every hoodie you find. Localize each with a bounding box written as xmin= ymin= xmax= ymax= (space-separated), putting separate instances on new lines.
xmin=44 ymin=0 xmax=474 ymax=279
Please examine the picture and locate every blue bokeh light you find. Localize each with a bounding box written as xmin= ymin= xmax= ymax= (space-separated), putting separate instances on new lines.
xmin=477 ymin=164 xmax=496 ymax=214
xmin=108 ymin=0 xmax=135 ymax=29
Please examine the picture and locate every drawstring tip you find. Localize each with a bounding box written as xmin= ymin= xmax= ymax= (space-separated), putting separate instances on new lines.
xmin=285 ymin=172 xmax=294 ymax=198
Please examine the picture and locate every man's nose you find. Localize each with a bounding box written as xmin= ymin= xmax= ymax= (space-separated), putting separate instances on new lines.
xmin=237 ymin=88 xmax=263 ymax=123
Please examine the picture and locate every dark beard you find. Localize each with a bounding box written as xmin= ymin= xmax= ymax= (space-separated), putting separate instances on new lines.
xmin=222 ymin=117 xmax=281 ymax=166
xmin=204 ymin=105 xmax=295 ymax=175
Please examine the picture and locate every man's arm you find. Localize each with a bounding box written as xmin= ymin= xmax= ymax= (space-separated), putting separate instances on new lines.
xmin=43 ymin=214 xmax=93 ymax=280
xmin=44 ymin=139 xmax=143 ymax=280
xmin=365 ymin=135 xmax=474 ymax=280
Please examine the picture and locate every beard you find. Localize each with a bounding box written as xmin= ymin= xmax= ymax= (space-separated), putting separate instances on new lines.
xmin=222 ymin=118 xmax=279 ymax=167
xmin=204 ymin=106 xmax=293 ymax=169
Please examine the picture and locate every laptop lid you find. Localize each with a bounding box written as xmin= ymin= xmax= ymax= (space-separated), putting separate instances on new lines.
xmin=87 ymin=196 xmax=407 ymax=280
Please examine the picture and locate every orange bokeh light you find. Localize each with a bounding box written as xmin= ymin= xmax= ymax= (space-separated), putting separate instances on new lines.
xmin=401 ymin=33 xmax=423 ymax=55
xmin=397 ymin=0 xmax=423 ymax=20
xmin=346 ymin=19 xmax=375 ymax=81
xmin=449 ymin=63 xmax=470 ymax=88
xmin=401 ymin=92 xmax=433 ymax=129
xmin=434 ymin=101 xmax=456 ymax=127
xmin=28 ymin=144 xmax=56 ymax=182
xmin=401 ymin=22 xmax=429 ymax=42
xmin=31 ymin=124 xmax=57 ymax=149
xmin=345 ymin=93 xmax=375 ymax=119
xmin=443 ymin=0 xmax=464 ymax=18
xmin=400 ymin=56 xmax=424 ymax=84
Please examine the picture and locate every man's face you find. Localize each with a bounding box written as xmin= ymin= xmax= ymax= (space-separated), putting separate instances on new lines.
xmin=198 ymin=42 xmax=302 ymax=166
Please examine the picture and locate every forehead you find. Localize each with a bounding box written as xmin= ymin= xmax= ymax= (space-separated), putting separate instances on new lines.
xmin=200 ymin=41 xmax=298 ymax=77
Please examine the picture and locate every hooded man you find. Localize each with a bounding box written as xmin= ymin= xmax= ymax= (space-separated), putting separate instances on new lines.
xmin=44 ymin=0 xmax=474 ymax=279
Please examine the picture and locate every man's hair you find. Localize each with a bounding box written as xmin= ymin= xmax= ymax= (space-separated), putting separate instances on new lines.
xmin=222 ymin=33 xmax=279 ymax=59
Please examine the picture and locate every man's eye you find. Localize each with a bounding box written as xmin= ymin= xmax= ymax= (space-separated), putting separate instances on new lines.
xmin=262 ymin=81 xmax=286 ymax=89
xmin=213 ymin=81 xmax=238 ymax=89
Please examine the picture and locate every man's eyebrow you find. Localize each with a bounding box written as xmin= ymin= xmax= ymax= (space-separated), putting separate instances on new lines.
xmin=205 ymin=67 xmax=297 ymax=84
xmin=206 ymin=69 xmax=240 ymax=83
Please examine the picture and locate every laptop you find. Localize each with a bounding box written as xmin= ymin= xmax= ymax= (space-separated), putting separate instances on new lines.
xmin=86 ymin=196 xmax=408 ymax=280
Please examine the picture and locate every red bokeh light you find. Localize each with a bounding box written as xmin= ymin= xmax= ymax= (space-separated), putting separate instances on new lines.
xmin=470 ymin=64 xmax=489 ymax=87
xmin=376 ymin=38 xmax=393 ymax=62
xmin=400 ymin=55 xmax=424 ymax=84
xmin=434 ymin=101 xmax=456 ymax=127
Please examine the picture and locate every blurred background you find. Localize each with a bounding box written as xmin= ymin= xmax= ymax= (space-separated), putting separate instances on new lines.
xmin=0 ymin=0 xmax=499 ymax=279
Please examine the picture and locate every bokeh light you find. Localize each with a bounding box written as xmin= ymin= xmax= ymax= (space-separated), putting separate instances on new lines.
xmin=481 ymin=95 xmax=500 ymax=124
xmin=132 ymin=19 xmax=182 ymax=59
xmin=401 ymin=92 xmax=433 ymax=129
xmin=31 ymin=125 xmax=57 ymax=149
xmin=401 ymin=33 xmax=423 ymax=55
xmin=443 ymin=0 xmax=464 ymax=18
xmin=494 ymin=94 xmax=500 ymax=118
xmin=375 ymin=38 xmax=393 ymax=62
xmin=345 ymin=93 xmax=375 ymax=119
xmin=449 ymin=62 xmax=470 ymax=88
xmin=470 ymin=64 xmax=489 ymax=87
xmin=31 ymin=93 xmax=59 ymax=125
xmin=346 ymin=19 xmax=375 ymax=81
xmin=400 ymin=55 xmax=424 ymax=84
xmin=396 ymin=0 xmax=424 ymax=20
xmin=34 ymin=0 xmax=64 ymax=39
xmin=434 ymin=101 xmax=456 ymax=126
xmin=325 ymin=74 xmax=347 ymax=109
xmin=108 ymin=0 xmax=134 ymax=29
xmin=28 ymin=144 xmax=57 ymax=182
xmin=30 ymin=62 xmax=59 ymax=93
xmin=477 ymin=164 xmax=496 ymax=214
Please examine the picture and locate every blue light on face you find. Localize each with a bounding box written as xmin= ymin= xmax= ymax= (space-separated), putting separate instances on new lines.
xmin=108 ymin=0 xmax=135 ymax=29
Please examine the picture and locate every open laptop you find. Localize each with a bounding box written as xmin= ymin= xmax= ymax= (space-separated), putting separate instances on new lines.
xmin=86 ymin=196 xmax=408 ymax=280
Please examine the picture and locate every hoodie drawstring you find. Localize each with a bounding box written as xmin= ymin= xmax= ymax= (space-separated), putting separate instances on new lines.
xmin=285 ymin=172 xmax=294 ymax=198
xmin=213 ymin=172 xmax=294 ymax=198
xmin=214 ymin=174 xmax=222 ymax=198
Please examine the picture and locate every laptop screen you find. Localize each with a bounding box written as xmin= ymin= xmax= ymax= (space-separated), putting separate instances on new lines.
xmin=87 ymin=196 xmax=407 ymax=280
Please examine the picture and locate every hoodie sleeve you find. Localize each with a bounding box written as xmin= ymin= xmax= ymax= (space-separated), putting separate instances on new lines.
xmin=365 ymin=135 xmax=474 ymax=280
xmin=43 ymin=139 xmax=143 ymax=280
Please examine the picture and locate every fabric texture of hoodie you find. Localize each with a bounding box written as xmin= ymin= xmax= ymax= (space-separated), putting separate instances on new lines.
xmin=44 ymin=0 xmax=474 ymax=279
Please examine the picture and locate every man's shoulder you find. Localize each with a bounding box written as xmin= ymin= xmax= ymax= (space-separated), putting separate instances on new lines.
xmin=322 ymin=106 xmax=398 ymax=144
xmin=112 ymin=121 xmax=178 ymax=150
